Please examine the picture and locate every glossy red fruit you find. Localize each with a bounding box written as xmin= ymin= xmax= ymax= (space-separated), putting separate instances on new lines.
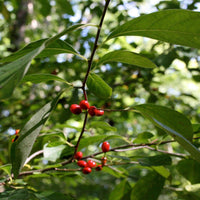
xmin=77 ymin=160 xmax=87 ymax=168
xmin=88 ymin=106 xmax=96 ymax=116
xmin=101 ymin=141 xmax=110 ymax=152
xmin=95 ymin=165 xmax=102 ymax=171
xmin=82 ymin=167 xmax=92 ymax=174
xmin=94 ymin=109 xmax=104 ymax=116
xmin=74 ymin=151 xmax=83 ymax=160
xmin=101 ymin=157 xmax=107 ymax=166
xmin=79 ymin=100 xmax=90 ymax=110
xmin=70 ymin=104 xmax=82 ymax=114
xmin=87 ymin=160 xmax=96 ymax=168
xmin=15 ymin=129 xmax=20 ymax=135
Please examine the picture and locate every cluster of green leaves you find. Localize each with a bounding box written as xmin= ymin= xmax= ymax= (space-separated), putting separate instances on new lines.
xmin=1 ymin=0 xmax=200 ymax=200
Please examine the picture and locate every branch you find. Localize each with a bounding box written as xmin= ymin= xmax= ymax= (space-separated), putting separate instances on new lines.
xmin=82 ymin=0 xmax=111 ymax=89
xmin=24 ymin=150 xmax=43 ymax=165
xmin=65 ymin=0 xmax=111 ymax=163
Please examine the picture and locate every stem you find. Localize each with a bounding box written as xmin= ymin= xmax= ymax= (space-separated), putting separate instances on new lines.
xmin=67 ymin=0 xmax=111 ymax=162
xmin=24 ymin=150 xmax=43 ymax=165
xmin=82 ymin=0 xmax=111 ymax=88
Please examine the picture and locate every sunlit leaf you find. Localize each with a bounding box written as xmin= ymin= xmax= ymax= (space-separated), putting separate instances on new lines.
xmin=98 ymin=50 xmax=157 ymax=68
xmin=107 ymin=10 xmax=200 ymax=49
xmin=22 ymin=74 xmax=72 ymax=85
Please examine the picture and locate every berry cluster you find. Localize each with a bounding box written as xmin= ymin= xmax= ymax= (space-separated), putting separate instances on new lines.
xmin=70 ymin=100 xmax=104 ymax=116
xmin=74 ymin=141 xmax=110 ymax=174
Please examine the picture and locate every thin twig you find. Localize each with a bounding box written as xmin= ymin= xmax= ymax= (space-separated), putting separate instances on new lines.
xmin=82 ymin=0 xmax=111 ymax=89
xmin=24 ymin=150 xmax=44 ymax=165
xmin=145 ymin=146 xmax=187 ymax=158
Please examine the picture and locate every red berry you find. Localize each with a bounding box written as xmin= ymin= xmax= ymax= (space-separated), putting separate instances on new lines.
xmin=82 ymin=167 xmax=92 ymax=174
xmin=74 ymin=151 xmax=83 ymax=160
xmin=94 ymin=109 xmax=104 ymax=116
xmin=95 ymin=165 xmax=102 ymax=171
xmin=79 ymin=100 xmax=90 ymax=110
xmin=101 ymin=157 xmax=107 ymax=166
xmin=101 ymin=141 xmax=110 ymax=152
xmin=12 ymin=135 xmax=19 ymax=143
xmin=77 ymin=160 xmax=87 ymax=167
xmin=15 ymin=129 xmax=20 ymax=135
xmin=70 ymin=104 xmax=82 ymax=114
xmin=87 ymin=160 xmax=96 ymax=168
xmin=88 ymin=106 xmax=96 ymax=116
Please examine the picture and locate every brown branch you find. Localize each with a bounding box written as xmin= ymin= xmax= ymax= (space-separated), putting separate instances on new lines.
xmin=14 ymin=137 xmax=193 ymax=178
xmin=82 ymin=0 xmax=111 ymax=89
xmin=62 ymin=0 xmax=112 ymax=165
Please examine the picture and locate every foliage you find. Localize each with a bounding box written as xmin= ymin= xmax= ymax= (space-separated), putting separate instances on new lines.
xmin=1 ymin=0 xmax=200 ymax=199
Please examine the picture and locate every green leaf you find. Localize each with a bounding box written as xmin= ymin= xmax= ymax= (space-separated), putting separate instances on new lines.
xmin=22 ymin=74 xmax=72 ymax=85
xmin=130 ymin=171 xmax=165 ymax=200
xmin=138 ymin=155 xmax=172 ymax=166
xmin=78 ymin=135 xmax=107 ymax=151
xmin=103 ymin=166 xmax=126 ymax=178
xmin=0 ymin=164 xmax=12 ymax=176
xmin=177 ymin=159 xmax=200 ymax=184
xmin=78 ymin=134 xmax=130 ymax=151
xmin=87 ymin=73 xmax=112 ymax=99
xmin=98 ymin=50 xmax=157 ymax=68
xmin=0 ymin=45 xmax=45 ymax=99
xmin=152 ymin=166 xmax=170 ymax=178
xmin=0 ymin=24 xmax=92 ymax=99
xmin=106 ymin=10 xmax=200 ymax=49
xmin=10 ymin=92 xmax=62 ymax=178
xmin=37 ymin=39 xmax=86 ymax=60
xmin=134 ymin=104 xmax=200 ymax=162
xmin=192 ymin=124 xmax=200 ymax=133
xmin=43 ymin=144 xmax=66 ymax=162
xmin=89 ymin=121 xmax=117 ymax=132
xmin=109 ymin=179 xmax=131 ymax=200
xmin=104 ymin=134 xmax=132 ymax=144
xmin=133 ymin=131 xmax=154 ymax=143
xmin=0 ymin=189 xmax=37 ymax=200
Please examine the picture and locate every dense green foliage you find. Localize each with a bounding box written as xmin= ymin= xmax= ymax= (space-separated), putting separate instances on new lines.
xmin=1 ymin=0 xmax=200 ymax=199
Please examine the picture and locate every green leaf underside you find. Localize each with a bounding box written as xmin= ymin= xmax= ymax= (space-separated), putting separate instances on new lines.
xmin=98 ymin=50 xmax=157 ymax=68
xmin=130 ymin=171 xmax=165 ymax=200
xmin=22 ymin=74 xmax=71 ymax=85
xmin=107 ymin=9 xmax=200 ymax=49
xmin=0 ymin=24 xmax=90 ymax=99
xmin=87 ymin=73 xmax=112 ymax=99
xmin=134 ymin=104 xmax=200 ymax=163
xmin=11 ymin=92 xmax=62 ymax=178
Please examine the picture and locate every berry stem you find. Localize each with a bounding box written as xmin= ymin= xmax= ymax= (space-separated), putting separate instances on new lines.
xmin=72 ymin=112 xmax=88 ymax=158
